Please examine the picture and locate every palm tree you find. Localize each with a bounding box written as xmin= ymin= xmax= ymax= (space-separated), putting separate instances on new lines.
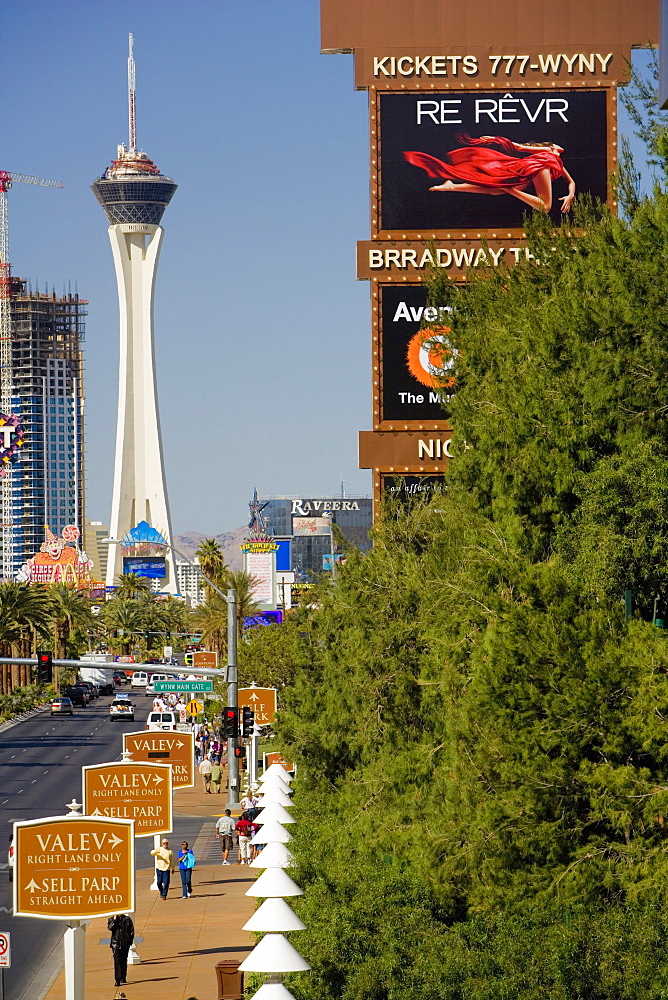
xmin=49 ymin=585 xmax=96 ymax=661
xmin=194 ymin=538 xmax=228 ymax=603
xmin=0 ymin=583 xmax=53 ymax=692
xmin=100 ymin=601 xmax=146 ymax=657
xmin=113 ymin=572 xmax=152 ymax=600
xmin=226 ymin=570 xmax=262 ymax=639
xmin=191 ymin=570 xmax=261 ymax=656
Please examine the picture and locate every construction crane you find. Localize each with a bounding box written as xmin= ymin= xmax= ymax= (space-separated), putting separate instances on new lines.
xmin=0 ymin=169 xmax=64 ymax=580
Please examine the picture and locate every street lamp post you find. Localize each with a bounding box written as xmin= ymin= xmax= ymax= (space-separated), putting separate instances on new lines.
xmin=102 ymin=537 xmax=240 ymax=803
xmin=226 ymin=588 xmax=239 ymax=807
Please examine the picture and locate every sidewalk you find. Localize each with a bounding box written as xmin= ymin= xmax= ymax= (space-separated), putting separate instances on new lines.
xmin=43 ymin=779 xmax=256 ymax=1000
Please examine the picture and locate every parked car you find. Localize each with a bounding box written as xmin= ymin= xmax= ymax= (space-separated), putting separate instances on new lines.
xmin=145 ymin=710 xmax=179 ymax=731
xmin=77 ymin=680 xmax=98 ymax=700
xmin=110 ymin=698 xmax=135 ymax=722
xmin=63 ymin=685 xmax=89 ymax=707
xmin=50 ymin=696 xmax=74 ymax=716
xmin=145 ymin=673 xmax=170 ymax=696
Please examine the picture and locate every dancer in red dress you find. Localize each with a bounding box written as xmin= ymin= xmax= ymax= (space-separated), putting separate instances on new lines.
xmin=404 ymin=135 xmax=576 ymax=213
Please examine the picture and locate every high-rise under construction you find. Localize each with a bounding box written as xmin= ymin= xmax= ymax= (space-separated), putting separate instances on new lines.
xmin=8 ymin=279 xmax=86 ymax=576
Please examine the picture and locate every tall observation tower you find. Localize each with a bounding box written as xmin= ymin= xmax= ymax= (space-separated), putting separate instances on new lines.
xmin=92 ymin=35 xmax=177 ymax=592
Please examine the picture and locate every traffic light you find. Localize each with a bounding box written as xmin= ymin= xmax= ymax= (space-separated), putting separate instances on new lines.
xmin=242 ymin=706 xmax=255 ymax=738
xmin=37 ymin=651 xmax=53 ymax=684
xmin=223 ymin=706 xmax=239 ymax=739
xmin=234 ymin=745 xmax=246 ymax=761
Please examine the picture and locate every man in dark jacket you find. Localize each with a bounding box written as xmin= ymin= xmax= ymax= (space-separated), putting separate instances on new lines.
xmin=107 ymin=912 xmax=134 ymax=989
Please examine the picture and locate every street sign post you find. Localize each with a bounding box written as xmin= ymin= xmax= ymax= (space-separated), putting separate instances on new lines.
xmin=82 ymin=761 xmax=172 ymax=837
xmin=238 ymin=686 xmax=278 ymax=725
xmin=186 ymin=699 xmax=203 ymax=717
xmin=154 ymin=680 xmax=213 ymax=693
xmin=13 ymin=815 xmax=134 ymax=920
xmin=123 ymin=730 xmax=195 ymax=788
xmin=192 ymin=650 xmax=218 ymax=670
xmin=263 ymin=751 xmax=295 ymax=774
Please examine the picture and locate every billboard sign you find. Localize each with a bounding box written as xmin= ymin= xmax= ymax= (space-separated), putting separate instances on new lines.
xmin=82 ymin=761 xmax=173 ymax=837
xmin=17 ymin=524 xmax=94 ymax=587
xmin=381 ymin=475 xmax=447 ymax=504
xmin=122 ymin=556 xmax=166 ymax=579
xmin=378 ymin=90 xmax=608 ymax=231
xmin=123 ymin=730 xmax=195 ymax=788
xmin=380 ymin=285 xmax=456 ymax=422
xmin=244 ymin=550 xmax=276 ymax=606
xmin=13 ymin=815 xmax=134 ymax=920
xmin=293 ymin=517 xmax=331 ymax=536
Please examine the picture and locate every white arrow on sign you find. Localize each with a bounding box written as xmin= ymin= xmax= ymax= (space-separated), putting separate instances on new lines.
xmin=153 ymin=774 xmax=164 ymax=784
xmin=91 ymin=808 xmax=103 ymax=816
xmin=107 ymin=833 xmax=123 ymax=848
xmin=248 ymin=692 xmax=260 ymax=701
xmin=25 ymin=879 xmax=41 ymax=893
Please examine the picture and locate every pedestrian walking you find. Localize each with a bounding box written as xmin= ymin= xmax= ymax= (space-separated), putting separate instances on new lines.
xmin=240 ymin=789 xmax=259 ymax=821
xmin=108 ymin=911 xmax=134 ymax=991
xmin=215 ymin=808 xmax=236 ymax=865
xmin=210 ymin=759 xmax=222 ymax=793
xmin=150 ymin=838 xmax=175 ymax=899
xmin=199 ymin=756 xmax=213 ymax=793
xmin=177 ymin=840 xmax=196 ymax=897
xmin=235 ymin=812 xmax=254 ymax=865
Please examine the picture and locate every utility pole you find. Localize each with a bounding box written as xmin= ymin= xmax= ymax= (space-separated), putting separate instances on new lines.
xmin=226 ymin=588 xmax=239 ymax=807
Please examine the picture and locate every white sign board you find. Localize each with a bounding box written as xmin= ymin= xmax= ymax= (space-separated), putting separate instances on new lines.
xmin=0 ymin=931 xmax=10 ymax=968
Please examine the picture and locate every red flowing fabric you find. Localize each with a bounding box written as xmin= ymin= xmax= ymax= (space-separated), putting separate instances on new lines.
xmin=404 ymin=136 xmax=564 ymax=190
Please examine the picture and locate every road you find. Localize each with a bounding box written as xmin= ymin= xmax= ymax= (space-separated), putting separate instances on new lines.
xmin=0 ymin=692 xmax=150 ymax=1000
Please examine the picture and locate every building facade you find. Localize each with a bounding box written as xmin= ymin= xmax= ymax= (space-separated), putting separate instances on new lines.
xmin=175 ymin=558 xmax=206 ymax=606
xmin=9 ymin=281 xmax=86 ymax=577
xmin=259 ymin=495 xmax=372 ymax=583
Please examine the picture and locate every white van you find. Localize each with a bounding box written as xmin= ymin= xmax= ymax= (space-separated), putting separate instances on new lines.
xmin=131 ymin=671 xmax=149 ymax=688
xmin=145 ymin=710 xmax=179 ymax=731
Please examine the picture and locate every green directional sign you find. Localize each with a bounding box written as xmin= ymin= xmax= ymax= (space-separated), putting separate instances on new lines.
xmin=154 ymin=681 xmax=213 ymax=693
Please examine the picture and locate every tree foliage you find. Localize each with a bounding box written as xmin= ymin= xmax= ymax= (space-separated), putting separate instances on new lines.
xmin=264 ymin=122 xmax=668 ymax=998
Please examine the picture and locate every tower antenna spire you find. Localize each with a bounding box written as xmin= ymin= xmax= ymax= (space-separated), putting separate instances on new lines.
xmin=128 ymin=33 xmax=136 ymax=152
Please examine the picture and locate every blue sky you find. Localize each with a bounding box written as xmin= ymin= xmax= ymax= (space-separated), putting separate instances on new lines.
xmin=0 ymin=2 xmax=656 ymax=535
xmin=1 ymin=0 xmax=371 ymax=535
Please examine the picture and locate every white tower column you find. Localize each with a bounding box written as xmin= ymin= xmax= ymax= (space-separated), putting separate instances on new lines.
xmin=105 ymin=223 xmax=176 ymax=592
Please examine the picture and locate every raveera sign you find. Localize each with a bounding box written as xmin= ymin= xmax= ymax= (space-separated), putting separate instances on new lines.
xmin=82 ymin=761 xmax=173 ymax=838
xmin=13 ymin=815 xmax=134 ymax=920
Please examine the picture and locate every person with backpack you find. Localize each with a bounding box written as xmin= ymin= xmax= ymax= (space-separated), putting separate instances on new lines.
xmin=107 ymin=912 xmax=134 ymax=990
xmin=178 ymin=840 xmax=196 ymax=897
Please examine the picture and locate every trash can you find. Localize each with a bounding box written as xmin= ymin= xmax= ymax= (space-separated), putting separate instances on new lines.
xmin=215 ymin=959 xmax=244 ymax=1000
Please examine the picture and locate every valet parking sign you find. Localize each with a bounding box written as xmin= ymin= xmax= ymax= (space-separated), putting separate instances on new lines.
xmin=13 ymin=816 xmax=134 ymax=920
xmin=82 ymin=761 xmax=173 ymax=837
xmin=123 ymin=730 xmax=195 ymax=788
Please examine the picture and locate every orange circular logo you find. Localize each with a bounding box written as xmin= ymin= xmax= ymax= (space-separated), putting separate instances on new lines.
xmin=406 ymin=326 xmax=457 ymax=389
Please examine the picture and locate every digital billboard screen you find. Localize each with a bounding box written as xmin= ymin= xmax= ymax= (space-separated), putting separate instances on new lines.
xmin=122 ymin=556 xmax=166 ymax=579
xmin=379 ymin=90 xmax=608 ymax=231
xmin=381 ymin=285 xmax=455 ymax=422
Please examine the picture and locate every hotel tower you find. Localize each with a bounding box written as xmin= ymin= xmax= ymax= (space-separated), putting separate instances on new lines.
xmin=91 ymin=35 xmax=177 ymax=591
